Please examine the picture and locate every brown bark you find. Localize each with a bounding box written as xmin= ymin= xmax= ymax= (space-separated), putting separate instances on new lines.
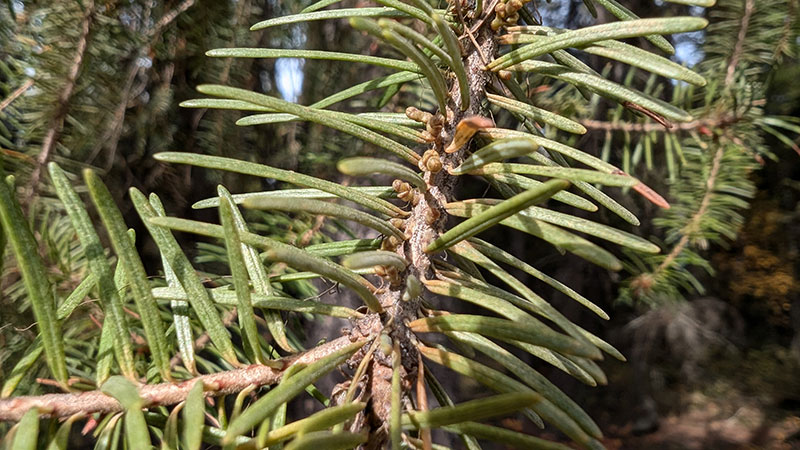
xmin=0 ymin=336 xmax=358 ymax=422
xmin=350 ymin=19 xmax=498 ymax=446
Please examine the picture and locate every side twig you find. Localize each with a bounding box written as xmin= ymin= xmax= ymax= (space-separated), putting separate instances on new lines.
xmin=24 ymin=2 xmax=94 ymax=207
xmin=0 ymin=79 xmax=33 ymax=113
xmin=580 ymin=116 xmax=737 ymax=133
xmin=651 ymin=145 xmax=725 ymax=278
xmin=0 ymin=335 xmax=360 ymax=422
xmin=725 ymin=0 xmax=754 ymax=88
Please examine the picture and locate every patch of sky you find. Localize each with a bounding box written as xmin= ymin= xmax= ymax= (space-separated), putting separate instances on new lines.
xmin=674 ymin=34 xmax=704 ymax=68
xmin=273 ymin=23 xmax=307 ymax=102
xmin=137 ymin=56 xmax=153 ymax=69
xmin=276 ymin=59 xmax=304 ymax=102
xmin=540 ymin=1 xmax=572 ymax=27
xmin=538 ymin=0 xmax=593 ymax=28
xmin=670 ymin=6 xmax=707 ymax=68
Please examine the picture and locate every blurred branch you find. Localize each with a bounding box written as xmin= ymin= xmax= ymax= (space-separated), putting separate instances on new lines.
xmin=652 ymin=145 xmax=724 ymax=280
xmin=581 ymin=115 xmax=738 ymax=133
xmin=87 ymin=0 xmax=198 ymax=169
xmin=725 ymin=0 xmax=754 ymax=87
xmin=153 ymin=0 xmax=196 ymax=36
xmin=0 ymin=79 xmax=33 ymax=113
xmin=24 ymin=1 xmax=94 ymax=205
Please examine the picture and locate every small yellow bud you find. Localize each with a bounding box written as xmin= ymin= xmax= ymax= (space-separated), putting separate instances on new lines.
xmin=379 ymin=333 xmax=393 ymax=356
xmin=390 ymin=218 xmax=406 ymax=230
xmin=405 ymin=106 xmax=428 ymax=122
xmin=426 ymin=155 xmax=442 ymax=173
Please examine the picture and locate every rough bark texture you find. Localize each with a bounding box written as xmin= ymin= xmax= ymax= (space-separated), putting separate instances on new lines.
xmin=347 ymin=23 xmax=499 ymax=447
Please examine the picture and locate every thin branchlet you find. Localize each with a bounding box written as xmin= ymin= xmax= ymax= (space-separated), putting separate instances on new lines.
xmin=0 ymin=336 xmax=359 ymax=422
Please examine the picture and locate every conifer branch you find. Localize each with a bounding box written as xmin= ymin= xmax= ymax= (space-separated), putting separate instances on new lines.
xmin=154 ymin=0 xmax=197 ymax=36
xmin=651 ymin=144 xmax=724 ymax=279
xmin=0 ymin=335 xmax=359 ymax=422
xmin=772 ymin=0 xmax=797 ymax=61
xmin=725 ymin=0 xmax=754 ymax=87
xmin=1 ymin=1 xmax=736 ymax=446
xmin=580 ymin=116 xmax=737 ymax=133
xmin=349 ymin=25 xmax=498 ymax=445
xmin=0 ymin=79 xmax=33 ymax=113
xmin=616 ymin=0 xmax=794 ymax=304
xmin=24 ymin=1 xmax=94 ymax=206
xmin=88 ymin=0 xmax=197 ymax=169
